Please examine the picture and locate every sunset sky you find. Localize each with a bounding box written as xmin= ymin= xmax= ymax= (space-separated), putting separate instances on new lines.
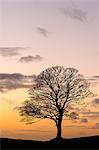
xmin=0 ymin=0 xmax=99 ymax=141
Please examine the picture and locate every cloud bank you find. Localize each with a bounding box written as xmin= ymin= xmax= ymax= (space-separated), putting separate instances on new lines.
xmin=19 ymin=55 xmax=43 ymax=63
xmin=0 ymin=47 xmax=25 ymax=57
xmin=59 ymin=4 xmax=87 ymax=23
xmin=0 ymin=73 xmax=36 ymax=92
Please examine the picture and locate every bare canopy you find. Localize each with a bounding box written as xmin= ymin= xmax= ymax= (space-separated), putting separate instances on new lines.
xmin=18 ymin=66 xmax=93 ymax=141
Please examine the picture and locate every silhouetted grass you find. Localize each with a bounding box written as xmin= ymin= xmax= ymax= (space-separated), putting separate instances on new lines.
xmin=0 ymin=135 xmax=99 ymax=149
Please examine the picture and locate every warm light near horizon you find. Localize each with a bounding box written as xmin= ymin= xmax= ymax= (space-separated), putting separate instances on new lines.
xmin=0 ymin=0 xmax=99 ymax=141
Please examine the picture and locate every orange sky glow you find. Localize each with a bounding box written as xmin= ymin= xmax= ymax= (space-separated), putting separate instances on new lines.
xmin=0 ymin=0 xmax=99 ymax=141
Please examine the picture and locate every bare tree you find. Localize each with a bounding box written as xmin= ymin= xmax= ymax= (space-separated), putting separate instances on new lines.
xmin=18 ymin=66 xmax=93 ymax=142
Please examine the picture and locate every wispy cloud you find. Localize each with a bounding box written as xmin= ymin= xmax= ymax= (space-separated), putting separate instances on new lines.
xmin=92 ymin=123 xmax=99 ymax=129
xmin=59 ymin=4 xmax=87 ymax=23
xmin=19 ymin=55 xmax=43 ymax=63
xmin=82 ymin=112 xmax=99 ymax=115
xmin=69 ymin=112 xmax=79 ymax=120
xmin=80 ymin=118 xmax=88 ymax=123
xmin=0 ymin=73 xmax=36 ymax=92
xmin=87 ymin=75 xmax=99 ymax=82
xmin=86 ymin=75 xmax=99 ymax=86
xmin=91 ymin=98 xmax=99 ymax=107
xmin=91 ymin=76 xmax=99 ymax=80
xmin=0 ymin=47 xmax=25 ymax=57
xmin=64 ymin=123 xmax=99 ymax=130
xmin=36 ymin=27 xmax=49 ymax=37
xmin=63 ymin=125 xmax=87 ymax=128
xmin=82 ymin=111 xmax=99 ymax=120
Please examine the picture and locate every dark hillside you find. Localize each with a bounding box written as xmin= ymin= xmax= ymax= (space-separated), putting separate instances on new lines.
xmin=0 ymin=135 xmax=99 ymax=149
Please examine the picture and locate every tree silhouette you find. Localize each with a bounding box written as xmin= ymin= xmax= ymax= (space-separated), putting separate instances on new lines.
xmin=18 ymin=66 xmax=93 ymax=142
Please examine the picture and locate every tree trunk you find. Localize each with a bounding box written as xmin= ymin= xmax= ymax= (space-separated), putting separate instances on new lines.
xmin=56 ymin=113 xmax=63 ymax=144
xmin=56 ymin=120 xmax=62 ymax=141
